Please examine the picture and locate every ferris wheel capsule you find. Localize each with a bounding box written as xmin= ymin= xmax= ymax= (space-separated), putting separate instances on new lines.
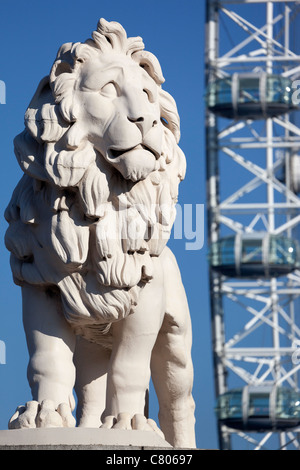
xmin=209 ymin=232 xmax=300 ymax=278
xmin=206 ymin=73 xmax=297 ymax=120
xmin=215 ymin=384 xmax=300 ymax=432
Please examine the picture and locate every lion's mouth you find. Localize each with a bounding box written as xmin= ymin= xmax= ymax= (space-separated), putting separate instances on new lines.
xmin=105 ymin=143 xmax=159 ymax=182
xmin=108 ymin=144 xmax=159 ymax=160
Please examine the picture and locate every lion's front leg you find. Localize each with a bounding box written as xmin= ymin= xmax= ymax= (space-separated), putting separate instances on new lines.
xmin=101 ymin=258 xmax=165 ymax=436
xmin=9 ymin=284 xmax=76 ymax=429
xmin=151 ymin=247 xmax=196 ymax=448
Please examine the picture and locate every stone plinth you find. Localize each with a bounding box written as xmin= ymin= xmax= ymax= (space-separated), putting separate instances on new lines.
xmin=0 ymin=428 xmax=172 ymax=450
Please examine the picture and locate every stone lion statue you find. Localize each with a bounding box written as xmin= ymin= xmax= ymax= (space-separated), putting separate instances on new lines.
xmin=5 ymin=19 xmax=195 ymax=448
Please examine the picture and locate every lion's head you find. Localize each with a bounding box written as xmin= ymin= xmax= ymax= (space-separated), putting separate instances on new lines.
xmin=5 ymin=19 xmax=186 ymax=343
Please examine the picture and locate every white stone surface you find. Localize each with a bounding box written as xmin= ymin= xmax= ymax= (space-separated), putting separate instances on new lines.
xmin=4 ymin=18 xmax=196 ymax=448
xmin=0 ymin=428 xmax=172 ymax=450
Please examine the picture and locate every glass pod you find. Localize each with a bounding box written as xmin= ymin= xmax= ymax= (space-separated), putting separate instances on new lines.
xmin=206 ymin=73 xmax=297 ymax=120
xmin=215 ymin=385 xmax=300 ymax=432
xmin=209 ymin=232 xmax=300 ymax=278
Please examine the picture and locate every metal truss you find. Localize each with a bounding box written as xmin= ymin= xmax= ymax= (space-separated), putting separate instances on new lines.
xmin=205 ymin=0 xmax=300 ymax=450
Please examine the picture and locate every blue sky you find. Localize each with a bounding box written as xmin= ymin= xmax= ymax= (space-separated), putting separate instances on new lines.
xmin=0 ymin=0 xmax=217 ymax=449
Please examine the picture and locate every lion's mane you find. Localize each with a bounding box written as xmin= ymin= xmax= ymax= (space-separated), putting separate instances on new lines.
xmin=5 ymin=19 xmax=186 ymax=344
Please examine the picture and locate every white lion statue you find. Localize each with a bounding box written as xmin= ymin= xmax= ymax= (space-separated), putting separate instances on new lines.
xmin=5 ymin=19 xmax=196 ymax=448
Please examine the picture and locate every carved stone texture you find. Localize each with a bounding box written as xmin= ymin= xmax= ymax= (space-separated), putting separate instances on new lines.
xmin=4 ymin=19 xmax=196 ymax=448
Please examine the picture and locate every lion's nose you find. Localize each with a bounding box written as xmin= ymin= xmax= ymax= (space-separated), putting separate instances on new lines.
xmin=128 ymin=116 xmax=158 ymax=137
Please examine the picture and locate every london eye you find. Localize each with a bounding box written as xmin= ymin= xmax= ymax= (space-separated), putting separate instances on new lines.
xmin=205 ymin=0 xmax=300 ymax=450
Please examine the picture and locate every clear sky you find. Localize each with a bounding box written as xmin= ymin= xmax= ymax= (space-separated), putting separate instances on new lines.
xmin=0 ymin=0 xmax=217 ymax=449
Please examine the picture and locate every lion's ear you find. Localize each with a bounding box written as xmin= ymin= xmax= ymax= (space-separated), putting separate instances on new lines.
xmin=49 ymin=42 xmax=75 ymax=83
xmin=25 ymin=76 xmax=69 ymax=143
xmin=132 ymin=50 xmax=165 ymax=85
xmin=49 ymin=43 xmax=85 ymax=123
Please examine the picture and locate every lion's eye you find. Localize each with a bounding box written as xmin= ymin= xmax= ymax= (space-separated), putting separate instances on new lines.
xmin=101 ymin=82 xmax=118 ymax=98
xmin=143 ymin=88 xmax=154 ymax=103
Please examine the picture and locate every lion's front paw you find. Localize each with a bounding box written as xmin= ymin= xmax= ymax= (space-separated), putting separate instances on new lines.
xmin=8 ymin=400 xmax=76 ymax=429
xmin=8 ymin=401 xmax=39 ymax=429
xmin=101 ymin=412 xmax=165 ymax=439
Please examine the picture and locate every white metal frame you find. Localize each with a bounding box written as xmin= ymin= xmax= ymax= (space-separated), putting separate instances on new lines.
xmin=205 ymin=0 xmax=300 ymax=450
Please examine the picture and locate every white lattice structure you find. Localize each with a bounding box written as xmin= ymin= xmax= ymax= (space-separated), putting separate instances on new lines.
xmin=205 ymin=0 xmax=300 ymax=450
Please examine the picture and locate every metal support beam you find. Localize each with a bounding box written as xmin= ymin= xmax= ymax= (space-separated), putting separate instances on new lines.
xmin=205 ymin=0 xmax=300 ymax=450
